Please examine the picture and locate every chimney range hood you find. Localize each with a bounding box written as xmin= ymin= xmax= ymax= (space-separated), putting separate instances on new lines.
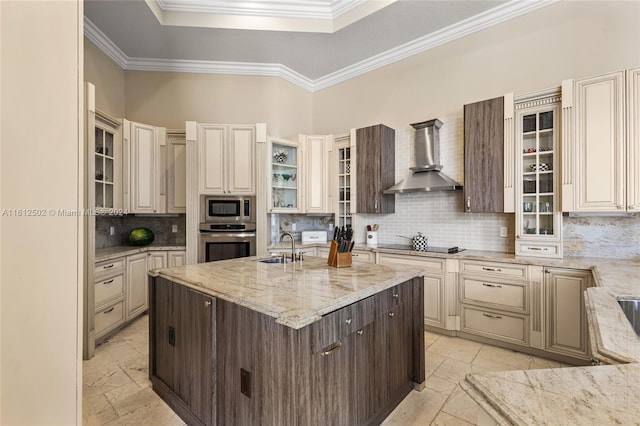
xmin=384 ymin=119 xmax=462 ymax=194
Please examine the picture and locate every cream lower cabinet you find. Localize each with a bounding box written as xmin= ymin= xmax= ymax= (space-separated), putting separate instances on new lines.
xmin=378 ymin=253 xmax=457 ymax=330
xmin=459 ymin=260 xmax=530 ymax=347
xmin=126 ymin=252 xmax=149 ymax=320
xmin=94 ymin=258 xmax=126 ymax=340
xmin=148 ymin=250 xmax=187 ymax=271
xmin=543 ymin=267 xmax=593 ymax=360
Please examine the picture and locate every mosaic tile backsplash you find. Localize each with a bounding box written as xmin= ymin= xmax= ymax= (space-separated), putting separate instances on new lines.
xmin=96 ymin=215 xmax=186 ymax=249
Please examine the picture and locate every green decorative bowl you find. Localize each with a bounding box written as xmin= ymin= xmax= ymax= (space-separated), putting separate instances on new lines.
xmin=128 ymin=227 xmax=154 ymax=246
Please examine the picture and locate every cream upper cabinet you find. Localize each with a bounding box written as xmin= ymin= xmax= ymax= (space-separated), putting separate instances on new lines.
xmin=627 ymin=67 xmax=640 ymax=212
xmin=124 ymin=120 xmax=167 ymax=213
xmin=301 ymin=134 xmax=333 ymax=214
xmin=332 ymin=133 xmax=355 ymax=229
xmin=166 ymin=133 xmax=187 ymax=213
xmin=562 ymin=71 xmax=626 ymax=212
xmin=198 ymin=124 xmax=255 ymax=195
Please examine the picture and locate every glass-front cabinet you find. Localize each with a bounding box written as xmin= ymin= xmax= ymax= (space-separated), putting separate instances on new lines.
xmin=91 ymin=112 xmax=122 ymax=212
xmin=268 ymin=137 xmax=301 ymax=213
xmin=334 ymin=134 xmax=353 ymax=229
xmin=515 ymin=92 xmax=563 ymax=258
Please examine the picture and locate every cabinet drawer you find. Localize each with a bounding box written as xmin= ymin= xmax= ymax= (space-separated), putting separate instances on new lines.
xmin=95 ymin=258 xmax=125 ymax=276
xmin=94 ymin=273 xmax=125 ymax=307
xmin=95 ymin=300 xmax=125 ymax=337
xmin=460 ymin=260 xmax=527 ymax=281
xmin=352 ymin=249 xmax=375 ymax=264
xmin=460 ymin=278 xmax=527 ymax=312
xmin=461 ymin=306 xmax=528 ymax=346
xmin=312 ymin=305 xmax=356 ymax=352
xmin=378 ymin=253 xmax=446 ymax=273
xmin=516 ymin=242 xmax=560 ymax=258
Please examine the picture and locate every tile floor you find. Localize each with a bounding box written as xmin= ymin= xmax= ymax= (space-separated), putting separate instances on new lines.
xmin=83 ymin=314 xmax=569 ymax=425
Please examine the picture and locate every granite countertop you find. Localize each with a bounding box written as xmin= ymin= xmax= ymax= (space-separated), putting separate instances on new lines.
xmin=150 ymin=256 xmax=423 ymax=329
xmin=95 ymin=245 xmax=187 ymax=262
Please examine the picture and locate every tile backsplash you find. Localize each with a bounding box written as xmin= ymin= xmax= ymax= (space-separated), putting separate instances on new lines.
xmin=96 ymin=215 xmax=186 ymax=249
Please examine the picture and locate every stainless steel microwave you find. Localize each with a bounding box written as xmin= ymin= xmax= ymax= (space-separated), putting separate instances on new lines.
xmin=200 ymin=195 xmax=256 ymax=223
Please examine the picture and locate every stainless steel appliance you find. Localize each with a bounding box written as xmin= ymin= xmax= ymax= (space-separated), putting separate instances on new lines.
xmin=199 ymin=195 xmax=256 ymax=263
xmin=201 ymin=194 xmax=255 ymax=223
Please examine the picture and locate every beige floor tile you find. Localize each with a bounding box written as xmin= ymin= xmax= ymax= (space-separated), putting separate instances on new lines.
xmin=425 ymin=374 xmax=458 ymax=396
xmin=439 ymin=385 xmax=482 ymax=425
xmin=432 ymin=357 xmax=476 ymax=383
xmin=381 ymin=388 xmax=449 ymax=426
xmin=432 ymin=410 xmax=475 ymax=426
xmin=528 ymin=356 xmax=567 ymax=370
xmin=426 ymin=351 xmax=447 ymax=378
xmin=104 ymin=399 xmax=186 ymax=426
xmin=425 ymin=330 xmax=441 ymax=348
xmin=427 ymin=334 xmax=483 ymax=363
xmin=471 ymin=343 xmax=533 ymax=371
xmin=105 ymin=382 xmax=159 ymax=417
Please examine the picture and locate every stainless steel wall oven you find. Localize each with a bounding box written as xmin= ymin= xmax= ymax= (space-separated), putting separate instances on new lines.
xmin=198 ymin=195 xmax=256 ymax=263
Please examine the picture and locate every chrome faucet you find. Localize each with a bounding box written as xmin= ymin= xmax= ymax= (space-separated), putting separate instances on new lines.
xmin=279 ymin=231 xmax=296 ymax=262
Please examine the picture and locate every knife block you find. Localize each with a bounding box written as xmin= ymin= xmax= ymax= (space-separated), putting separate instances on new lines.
xmin=327 ymin=240 xmax=352 ymax=268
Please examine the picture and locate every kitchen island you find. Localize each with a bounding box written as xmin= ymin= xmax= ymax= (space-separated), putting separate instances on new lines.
xmin=148 ymin=256 xmax=425 ymax=426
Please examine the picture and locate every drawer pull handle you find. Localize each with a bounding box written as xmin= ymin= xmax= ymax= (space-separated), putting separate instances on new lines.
xmin=482 ymin=267 xmax=502 ymax=272
xmin=528 ymin=247 xmax=542 ymax=251
xmin=345 ymin=318 xmax=352 ymax=325
xmin=482 ymin=283 xmax=502 ymax=288
xmin=321 ymin=342 xmax=342 ymax=357
xmin=103 ymin=307 xmax=115 ymax=314
xmin=102 ymin=279 xmax=114 ymax=285
xmin=103 ymin=264 xmax=114 ymax=269
xmin=482 ymin=313 xmax=502 ymax=320
xmin=388 ymin=311 xmax=395 ymax=318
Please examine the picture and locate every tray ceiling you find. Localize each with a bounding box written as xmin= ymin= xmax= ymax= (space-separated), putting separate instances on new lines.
xmin=84 ymin=0 xmax=554 ymax=91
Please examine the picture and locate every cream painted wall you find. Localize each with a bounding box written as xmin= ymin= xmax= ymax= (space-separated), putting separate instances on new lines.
xmin=124 ymin=70 xmax=312 ymax=135
xmin=1 ymin=1 xmax=82 ymax=424
xmin=311 ymin=1 xmax=640 ymax=133
xmin=84 ymin=39 xmax=125 ymax=117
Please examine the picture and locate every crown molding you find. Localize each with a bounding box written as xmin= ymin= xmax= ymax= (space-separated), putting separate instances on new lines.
xmin=84 ymin=0 xmax=556 ymax=93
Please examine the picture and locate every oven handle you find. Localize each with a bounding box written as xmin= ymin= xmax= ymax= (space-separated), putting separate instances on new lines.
xmin=199 ymin=232 xmax=257 ymax=239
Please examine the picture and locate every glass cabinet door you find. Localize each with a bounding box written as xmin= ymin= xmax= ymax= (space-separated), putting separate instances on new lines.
xmin=336 ymin=142 xmax=352 ymax=229
xmin=515 ymin=97 xmax=562 ymax=258
xmin=520 ymin=109 xmax=556 ymax=236
xmin=94 ymin=125 xmax=115 ymax=209
xmin=270 ymin=139 xmax=300 ymax=211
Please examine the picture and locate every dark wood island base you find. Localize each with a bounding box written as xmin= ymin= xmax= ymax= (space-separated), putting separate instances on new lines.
xmin=149 ymin=275 xmax=425 ymax=426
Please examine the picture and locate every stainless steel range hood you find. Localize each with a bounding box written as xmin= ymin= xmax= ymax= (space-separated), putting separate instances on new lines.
xmin=384 ymin=119 xmax=462 ymax=194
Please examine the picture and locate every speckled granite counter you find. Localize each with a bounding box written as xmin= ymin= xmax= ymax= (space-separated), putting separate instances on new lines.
xmin=150 ymin=256 xmax=423 ymax=329
xmin=95 ymin=245 xmax=186 ymax=262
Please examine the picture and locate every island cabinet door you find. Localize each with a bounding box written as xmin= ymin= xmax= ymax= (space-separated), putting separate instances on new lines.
xmin=387 ymin=300 xmax=414 ymax=396
xmin=153 ymin=278 xmax=175 ymax=390
xmin=174 ymin=284 xmax=215 ymax=426
xmin=354 ymin=313 xmax=389 ymax=424
xmin=307 ymin=336 xmax=355 ymax=426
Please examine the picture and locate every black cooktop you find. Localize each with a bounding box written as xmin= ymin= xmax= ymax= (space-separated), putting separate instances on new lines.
xmin=376 ymin=244 xmax=464 ymax=254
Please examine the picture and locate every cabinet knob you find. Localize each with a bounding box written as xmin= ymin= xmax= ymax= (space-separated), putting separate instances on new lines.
xmin=357 ymin=330 xmax=364 ymax=335
xmin=345 ymin=318 xmax=352 ymax=325
xmin=388 ymin=311 xmax=395 ymax=318
xmin=205 ymin=300 xmax=212 ymax=307
xmin=393 ymin=292 xmax=399 ymax=299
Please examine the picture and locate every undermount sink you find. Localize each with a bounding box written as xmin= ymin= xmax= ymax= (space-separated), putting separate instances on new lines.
xmin=257 ymin=257 xmax=292 ymax=264
xmin=617 ymin=297 xmax=640 ymax=337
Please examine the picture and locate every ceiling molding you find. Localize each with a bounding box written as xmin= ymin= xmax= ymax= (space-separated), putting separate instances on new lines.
xmin=146 ymin=0 xmax=395 ymax=32
xmin=84 ymin=0 xmax=556 ymax=93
